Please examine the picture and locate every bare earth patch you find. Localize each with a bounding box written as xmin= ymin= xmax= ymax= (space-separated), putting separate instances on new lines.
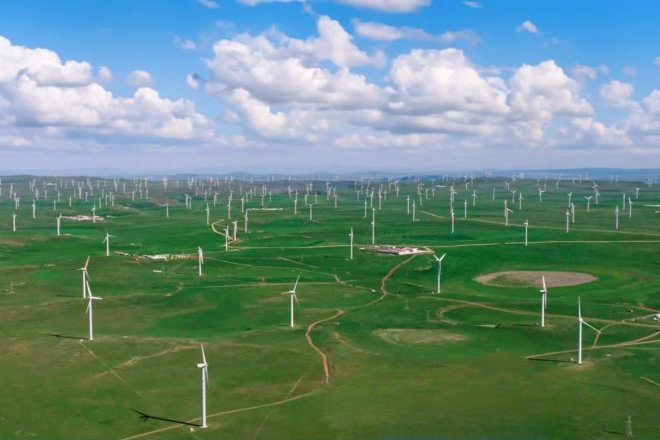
xmin=475 ymin=271 xmax=597 ymax=288
xmin=374 ymin=329 xmax=467 ymax=345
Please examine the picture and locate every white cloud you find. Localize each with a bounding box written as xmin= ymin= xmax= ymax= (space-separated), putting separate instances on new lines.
xmin=439 ymin=29 xmax=480 ymax=44
xmin=463 ymin=1 xmax=480 ymax=8
xmin=335 ymin=0 xmax=430 ymax=13
xmin=239 ymin=0 xmax=302 ymax=5
xmin=97 ymin=66 xmax=114 ymax=82
xmin=0 ymin=35 xmax=210 ymax=146
xmin=126 ymin=70 xmax=153 ymax=87
xmin=516 ymin=20 xmax=539 ymax=35
xmin=571 ymin=64 xmax=598 ymax=82
xmin=655 ymin=56 xmax=660 ymax=67
xmin=353 ymin=20 xmax=432 ymax=41
xmin=622 ymin=66 xmax=637 ymax=76
xmin=174 ymin=35 xmax=197 ymax=50
xmin=187 ymin=73 xmax=202 ymax=90
xmin=199 ymin=0 xmax=219 ymax=8
xmin=600 ymin=80 xmax=634 ymax=107
xmin=507 ymin=60 xmax=593 ymax=143
xmin=353 ymin=21 xmax=477 ymax=44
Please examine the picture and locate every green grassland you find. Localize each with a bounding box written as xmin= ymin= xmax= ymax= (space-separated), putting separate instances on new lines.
xmin=0 ymin=175 xmax=658 ymax=440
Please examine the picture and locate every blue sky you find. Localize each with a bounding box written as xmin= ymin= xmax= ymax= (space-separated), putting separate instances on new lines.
xmin=0 ymin=0 xmax=658 ymax=173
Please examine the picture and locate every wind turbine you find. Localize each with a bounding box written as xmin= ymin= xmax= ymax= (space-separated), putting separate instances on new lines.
xmin=282 ymin=276 xmax=300 ymax=327
xmin=539 ymin=275 xmax=547 ymax=327
xmin=198 ymin=247 xmax=204 ymax=277
xmin=197 ymin=344 xmax=209 ymax=429
xmin=371 ymin=209 xmax=376 ymax=244
xmin=56 ymin=213 xmax=62 ymax=236
xmin=432 ymin=253 xmax=447 ymax=294
xmin=518 ymin=191 xmax=524 ymax=210
xmin=615 ymin=206 xmax=619 ymax=230
xmin=577 ymin=297 xmax=600 ymax=365
xmin=584 ymin=195 xmax=592 ymax=212
xmin=85 ymin=280 xmax=102 ymax=341
xmin=524 ymin=219 xmax=529 ymax=246
xmin=349 ymin=228 xmax=354 ymax=260
xmin=565 ymin=210 xmax=570 ymax=233
xmin=103 ymin=232 xmax=113 ymax=256
xmin=451 ymin=209 xmax=455 ymax=234
xmin=538 ymin=188 xmax=545 ymax=203
xmin=628 ymin=197 xmax=633 ymax=218
xmin=78 ymin=256 xmax=91 ymax=298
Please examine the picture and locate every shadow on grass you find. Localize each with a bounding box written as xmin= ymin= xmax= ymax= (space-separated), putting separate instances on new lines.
xmin=527 ymin=357 xmax=574 ymax=364
xmin=603 ymin=429 xmax=626 ymax=436
xmin=42 ymin=333 xmax=87 ymax=340
xmin=131 ymin=409 xmax=201 ymax=427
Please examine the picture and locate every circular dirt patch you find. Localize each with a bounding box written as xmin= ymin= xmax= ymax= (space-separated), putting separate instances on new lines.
xmin=374 ymin=329 xmax=467 ymax=344
xmin=475 ymin=271 xmax=596 ymax=288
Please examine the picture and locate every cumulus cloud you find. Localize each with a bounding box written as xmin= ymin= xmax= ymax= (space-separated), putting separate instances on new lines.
xmin=126 ymin=70 xmax=153 ymax=87
xmin=516 ymin=20 xmax=539 ymax=35
xmin=0 ymin=35 xmax=210 ymax=147
xmin=97 ymin=66 xmax=114 ymax=82
xmin=600 ymin=80 xmax=635 ymax=107
xmin=336 ymin=0 xmax=430 ymax=13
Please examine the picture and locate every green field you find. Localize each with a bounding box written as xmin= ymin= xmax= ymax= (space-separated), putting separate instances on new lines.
xmin=1 ymin=175 xmax=658 ymax=440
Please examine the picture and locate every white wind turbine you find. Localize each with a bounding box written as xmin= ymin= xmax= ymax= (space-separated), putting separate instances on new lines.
xmin=197 ymin=344 xmax=209 ymax=429
xmin=584 ymin=195 xmax=592 ymax=212
xmin=504 ymin=200 xmax=513 ymax=226
xmin=628 ymin=197 xmax=633 ymax=218
xmin=524 ymin=219 xmax=529 ymax=246
xmin=615 ymin=206 xmax=619 ymax=230
xmin=472 ymin=190 xmax=477 ymax=207
xmin=85 ymin=280 xmax=102 ymax=341
xmin=433 ymin=253 xmax=446 ymax=294
xmin=538 ymin=188 xmax=545 ymax=203
xmin=205 ymin=203 xmax=210 ymax=225
xmin=451 ymin=208 xmax=455 ymax=234
xmin=518 ymin=191 xmax=524 ymax=210
xmin=198 ymin=246 xmax=204 ymax=277
xmin=371 ymin=209 xmax=376 ymax=244
xmin=103 ymin=231 xmax=113 ymax=256
xmin=56 ymin=213 xmax=62 ymax=236
xmin=539 ymin=275 xmax=547 ymax=327
xmin=282 ymin=276 xmax=300 ymax=328
xmin=78 ymin=256 xmax=91 ymax=298
xmin=12 ymin=213 xmax=17 ymax=232
xmin=349 ymin=227 xmax=354 ymax=260
xmin=565 ymin=210 xmax=570 ymax=233
xmin=577 ymin=297 xmax=600 ymax=365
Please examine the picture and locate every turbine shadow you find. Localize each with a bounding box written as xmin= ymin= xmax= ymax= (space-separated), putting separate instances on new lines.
xmin=603 ymin=429 xmax=626 ymax=436
xmin=130 ymin=409 xmax=201 ymax=427
xmin=527 ymin=357 xmax=573 ymax=364
xmin=42 ymin=333 xmax=87 ymax=340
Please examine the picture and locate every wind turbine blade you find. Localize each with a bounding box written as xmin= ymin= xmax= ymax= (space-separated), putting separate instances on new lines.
xmin=542 ymin=275 xmax=547 ymax=292
xmin=293 ymin=275 xmax=300 ymax=293
xmin=84 ymin=256 xmax=90 ymax=270
xmin=201 ymin=344 xmax=207 ymax=366
xmin=293 ymin=292 xmax=299 ymax=305
xmin=439 ymin=253 xmax=446 ymax=262
xmin=85 ymin=298 xmax=91 ymax=314
xmin=583 ymin=320 xmax=600 ymax=333
xmin=578 ymin=297 xmax=582 ymax=320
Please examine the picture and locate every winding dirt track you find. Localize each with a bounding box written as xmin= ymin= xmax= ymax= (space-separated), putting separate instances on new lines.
xmin=305 ymin=309 xmax=345 ymax=384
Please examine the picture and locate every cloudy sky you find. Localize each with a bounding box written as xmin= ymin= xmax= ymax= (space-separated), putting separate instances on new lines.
xmin=0 ymin=0 xmax=658 ymax=173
